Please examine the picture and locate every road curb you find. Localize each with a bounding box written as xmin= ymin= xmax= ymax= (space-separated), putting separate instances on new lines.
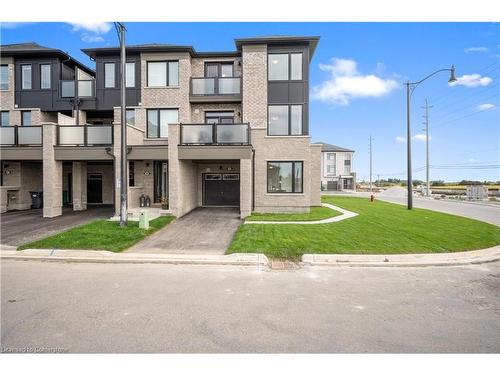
xmin=1 ymin=249 xmax=270 ymax=267
xmin=301 ymin=245 xmax=500 ymax=267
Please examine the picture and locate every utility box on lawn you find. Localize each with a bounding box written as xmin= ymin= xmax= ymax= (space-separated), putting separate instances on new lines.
xmin=139 ymin=210 xmax=150 ymax=229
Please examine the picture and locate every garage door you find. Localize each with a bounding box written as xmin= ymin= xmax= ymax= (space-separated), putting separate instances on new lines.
xmin=204 ymin=173 xmax=240 ymax=206
xmin=327 ymin=180 xmax=338 ymax=191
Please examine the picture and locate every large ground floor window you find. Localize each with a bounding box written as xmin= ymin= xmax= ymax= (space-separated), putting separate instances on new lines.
xmin=147 ymin=108 xmax=178 ymax=138
xmin=267 ymin=161 xmax=303 ymax=193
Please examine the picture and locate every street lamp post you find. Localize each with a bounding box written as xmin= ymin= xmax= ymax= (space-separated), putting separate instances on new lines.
xmin=405 ymin=65 xmax=456 ymax=210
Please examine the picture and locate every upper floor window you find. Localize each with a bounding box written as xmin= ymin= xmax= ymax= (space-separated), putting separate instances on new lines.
xmin=267 ymin=161 xmax=303 ymax=194
xmin=205 ymin=62 xmax=234 ymax=78
xmin=40 ymin=64 xmax=51 ymax=89
xmin=344 ymin=158 xmax=351 ymax=174
xmin=125 ymin=62 xmax=135 ymax=88
xmin=21 ymin=111 xmax=32 ymax=126
xmin=104 ymin=63 xmax=115 ymax=88
xmin=0 ymin=111 xmax=9 ymax=126
xmin=147 ymin=61 xmax=179 ymax=87
xmin=126 ymin=109 xmax=136 ymax=126
xmin=326 ymin=153 xmax=336 ymax=175
xmin=147 ymin=108 xmax=178 ymax=138
xmin=268 ymin=104 xmax=303 ymax=136
xmin=268 ymin=53 xmax=303 ymax=81
xmin=21 ymin=64 xmax=32 ymax=90
xmin=0 ymin=65 xmax=8 ymax=90
xmin=205 ymin=111 xmax=234 ymax=124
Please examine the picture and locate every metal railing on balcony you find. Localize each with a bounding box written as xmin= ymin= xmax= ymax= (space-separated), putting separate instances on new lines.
xmin=0 ymin=126 xmax=43 ymax=146
xmin=190 ymin=77 xmax=241 ymax=96
xmin=180 ymin=123 xmax=250 ymax=145
xmin=57 ymin=125 xmax=113 ymax=146
xmin=60 ymin=79 xmax=95 ymax=98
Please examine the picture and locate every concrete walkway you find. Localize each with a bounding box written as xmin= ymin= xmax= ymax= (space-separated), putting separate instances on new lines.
xmin=244 ymin=203 xmax=358 ymax=225
xmin=127 ymin=207 xmax=241 ymax=255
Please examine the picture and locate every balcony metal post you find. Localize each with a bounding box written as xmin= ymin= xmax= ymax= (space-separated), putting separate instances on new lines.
xmin=14 ymin=125 xmax=18 ymax=146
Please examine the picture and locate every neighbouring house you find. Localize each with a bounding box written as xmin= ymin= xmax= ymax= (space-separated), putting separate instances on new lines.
xmin=314 ymin=142 xmax=356 ymax=191
xmin=0 ymin=36 xmax=322 ymax=218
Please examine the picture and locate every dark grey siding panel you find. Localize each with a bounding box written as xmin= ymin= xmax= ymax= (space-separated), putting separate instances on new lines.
xmin=267 ymin=44 xmax=310 ymax=135
xmin=94 ymin=54 xmax=140 ymax=110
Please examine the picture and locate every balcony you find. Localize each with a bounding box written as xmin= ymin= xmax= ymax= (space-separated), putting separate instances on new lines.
xmin=180 ymin=123 xmax=250 ymax=146
xmin=57 ymin=125 xmax=113 ymax=146
xmin=0 ymin=126 xmax=43 ymax=146
xmin=60 ymin=80 xmax=95 ymax=99
xmin=190 ymin=77 xmax=241 ymax=102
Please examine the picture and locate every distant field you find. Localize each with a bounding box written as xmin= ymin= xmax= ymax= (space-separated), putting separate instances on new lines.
xmin=431 ymin=185 xmax=500 ymax=190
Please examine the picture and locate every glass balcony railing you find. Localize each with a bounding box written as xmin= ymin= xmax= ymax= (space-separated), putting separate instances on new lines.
xmin=60 ymin=80 xmax=95 ymax=98
xmin=180 ymin=123 xmax=250 ymax=145
xmin=0 ymin=126 xmax=42 ymax=146
xmin=190 ymin=77 xmax=241 ymax=96
xmin=58 ymin=125 xmax=113 ymax=146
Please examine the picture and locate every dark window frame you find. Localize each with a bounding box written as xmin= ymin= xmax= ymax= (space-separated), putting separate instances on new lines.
xmin=126 ymin=108 xmax=136 ymax=126
xmin=21 ymin=110 xmax=32 ymax=126
xmin=20 ymin=64 xmax=32 ymax=90
xmin=40 ymin=63 xmax=51 ymax=90
xmin=267 ymin=52 xmax=303 ymax=82
xmin=204 ymin=62 xmax=234 ymax=78
xmin=125 ymin=61 xmax=135 ymax=88
xmin=204 ymin=110 xmax=235 ymax=124
xmin=0 ymin=111 xmax=9 ymax=126
xmin=266 ymin=161 xmax=304 ymax=194
xmin=129 ymin=161 xmax=135 ymax=187
xmin=146 ymin=60 xmax=179 ymax=87
xmin=267 ymin=104 xmax=303 ymax=136
xmin=146 ymin=108 xmax=179 ymax=138
xmin=104 ymin=62 xmax=116 ymax=88
xmin=0 ymin=64 xmax=9 ymax=90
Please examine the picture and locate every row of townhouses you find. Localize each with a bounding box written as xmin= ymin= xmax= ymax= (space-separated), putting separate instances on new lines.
xmin=1 ymin=36 xmax=327 ymax=219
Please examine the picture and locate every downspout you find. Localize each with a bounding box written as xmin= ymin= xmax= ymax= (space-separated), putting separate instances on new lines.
xmin=252 ymin=148 xmax=255 ymax=212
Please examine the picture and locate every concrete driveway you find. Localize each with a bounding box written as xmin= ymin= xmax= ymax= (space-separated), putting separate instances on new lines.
xmin=128 ymin=207 xmax=241 ymax=255
xmin=0 ymin=206 xmax=114 ymax=247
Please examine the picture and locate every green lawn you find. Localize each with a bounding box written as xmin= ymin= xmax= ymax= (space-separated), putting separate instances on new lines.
xmin=18 ymin=216 xmax=175 ymax=252
xmin=245 ymin=206 xmax=340 ymax=222
xmin=228 ymin=196 xmax=500 ymax=259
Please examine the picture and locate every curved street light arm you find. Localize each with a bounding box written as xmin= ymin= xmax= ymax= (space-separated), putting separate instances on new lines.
xmin=408 ymin=68 xmax=454 ymax=98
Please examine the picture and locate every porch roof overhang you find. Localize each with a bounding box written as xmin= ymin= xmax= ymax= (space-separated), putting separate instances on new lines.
xmin=54 ymin=146 xmax=114 ymax=161
xmin=0 ymin=146 xmax=43 ymax=160
xmin=128 ymin=145 xmax=168 ymax=160
xmin=177 ymin=145 xmax=253 ymax=160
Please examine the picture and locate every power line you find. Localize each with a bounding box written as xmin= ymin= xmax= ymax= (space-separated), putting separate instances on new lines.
xmin=432 ymin=105 xmax=498 ymax=130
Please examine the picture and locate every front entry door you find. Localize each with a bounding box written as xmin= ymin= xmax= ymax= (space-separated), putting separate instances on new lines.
xmin=203 ymin=173 xmax=240 ymax=206
xmin=153 ymin=161 xmax=168 ymax=204
xmin=87 ymin=174 xmax=103 ymax=204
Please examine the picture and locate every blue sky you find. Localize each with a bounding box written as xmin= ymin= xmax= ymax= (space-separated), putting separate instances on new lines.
xmin=1 ymin=22 xmax=499 ymax=182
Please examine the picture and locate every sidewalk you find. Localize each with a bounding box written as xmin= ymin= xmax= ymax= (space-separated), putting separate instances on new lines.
xmin=2 ymin=246 xmax=499 ymax=268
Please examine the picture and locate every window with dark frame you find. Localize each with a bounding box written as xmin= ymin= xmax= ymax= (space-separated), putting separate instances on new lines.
xmin=0 ymin=65 xmax=9 ymax=90
xmin=204 ymin=62 xmax=234 ymax=78
xmin=21 ymin=64 xmax=32 ymax=90
xmin=104 ymin=62 xmax=115 ymax=88
xmin=125 ymin=62 xmax=135 ymax=88
xmin=126 ymin=109 xmax=136 ymax=126
xmin=129 ymin=161 xmax=135 ymax=187
xmin=40 ymin=64 xmax=51 ymax=89
xmin=147 ymin=61 xmax=179 ymax=87
xmin=21 ymin=111 xmax=32 ymax=126
xmin=147 ymin=108 xmax=179 ymax=138
xmin=0 ymin=111 xmax=9 ymax=126
xmin=267 ymin=161 xmax=303 ymax=194
xmin=268 ymin=52 xmax=303 ymax=81
xmin=205 ymin=111 xmax=234 ymax=124
xmin=268 ymin=104 xmax=303 ymax=136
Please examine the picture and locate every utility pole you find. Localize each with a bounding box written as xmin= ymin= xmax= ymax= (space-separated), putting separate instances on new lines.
xmin=422 ymin=99 xmax=433 ymax=197
xmin=369 ymin=135 xmax=373 ymax=192
xmin=115 ymin=22 xmax=128 ymax=226
xmin=377 ymin=174 xmax=380 ymax=188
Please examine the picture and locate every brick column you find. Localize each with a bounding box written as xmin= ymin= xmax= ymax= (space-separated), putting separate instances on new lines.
xmin=167 ymin=123 xmax=181 ymax=217
xmin=43 ymin=123 xmax=62 ymax=218
xmin=240 ymin=158 xmax=252 ymax=218
xmin=72 ymin=161 xmax=87 ymax=211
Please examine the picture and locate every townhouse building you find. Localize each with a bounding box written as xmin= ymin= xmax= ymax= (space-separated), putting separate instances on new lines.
xmin=0 ymin=36 xmax=321 ymax=219
xmin=314 ymin=142 xmax=356 ymax=191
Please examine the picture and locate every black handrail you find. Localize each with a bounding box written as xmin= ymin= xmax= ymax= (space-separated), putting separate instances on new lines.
xmin=180 ymin=123 xmax=250 ymax=145
xmin=0 ymin=125 xmax=43 ymax=146
xmin=190 ymin=77 xmax=242 ymax=96
xmin=57 ymin=125 xmax=113 ymax=146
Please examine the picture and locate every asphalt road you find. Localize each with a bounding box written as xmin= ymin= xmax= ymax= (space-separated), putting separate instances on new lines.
xmin=2 ymin=260 xmax=499 ymax=353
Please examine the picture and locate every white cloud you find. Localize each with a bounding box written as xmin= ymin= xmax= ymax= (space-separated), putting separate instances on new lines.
xmin=395 ymin=136 xmax=406 ymax=143
xmin=311 ymin=58 xmax=399 ymax=106
xmin=81 ymin=34 xmax=105 ymax=43
xmin=69 ymin=22 xmax=112 ymax=34
xmin=449 ymin=74 xmax=492 ymax=88
xmin=464 ymin=46 xmax=489 ymax=53
xmin=413 ymin=134 xmax=430 ymax=142
xmin=476 ymin=103 xmax=496 ymax=111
